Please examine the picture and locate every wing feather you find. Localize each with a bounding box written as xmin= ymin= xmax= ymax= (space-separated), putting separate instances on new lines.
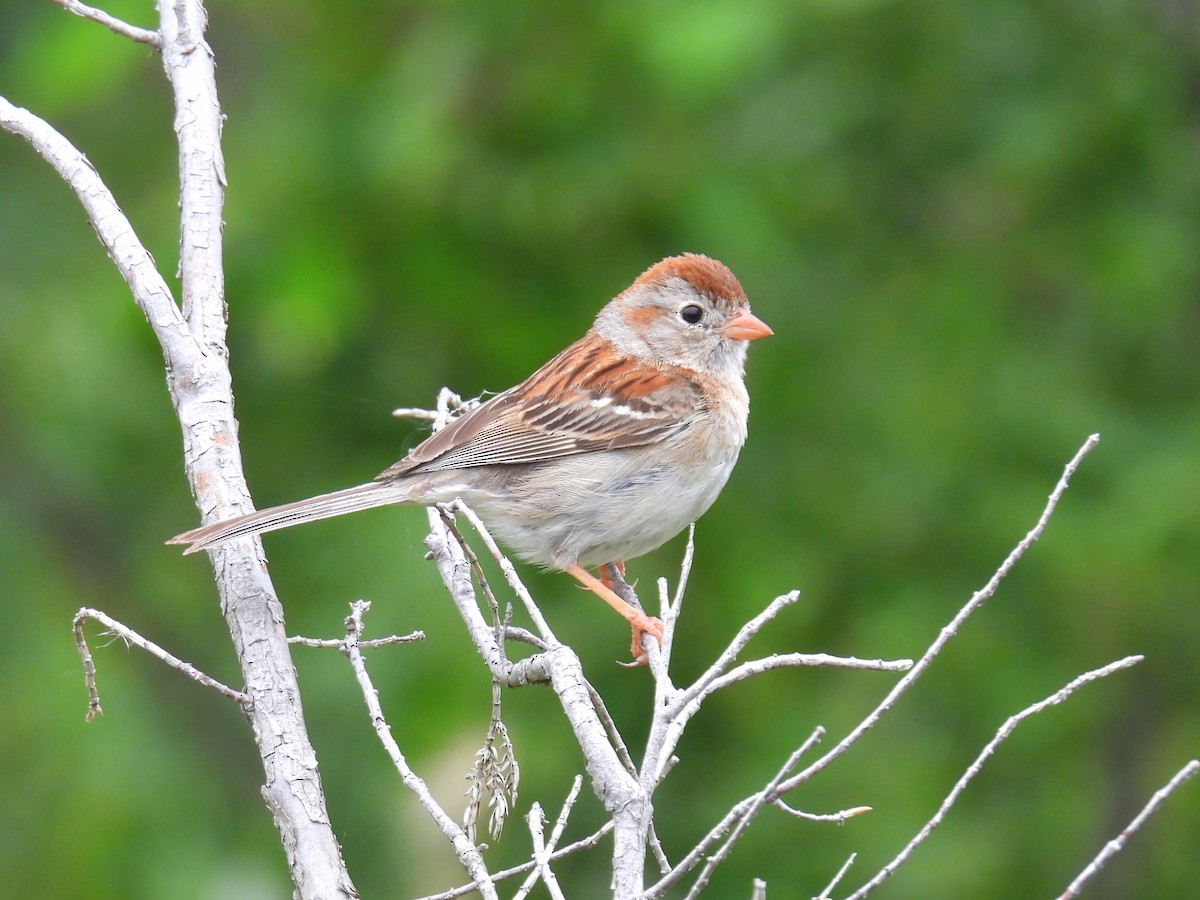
xmin=376 ymin=332 xmax=704 ymax=480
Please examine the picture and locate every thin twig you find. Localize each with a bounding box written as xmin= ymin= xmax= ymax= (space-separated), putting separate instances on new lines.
xmin=652 ymin=649 xmax=909 ymax=786
xmin=771 ymin=802 xmax=871 ymax=823
xmin=438 ymin=508 xmax=506 ymax=626
xmin=391 ymin=406 xmax=442 ymax=421
xmin=341 ymin=601 xmax=498 ymax=899
xmin=845 ymin=655 xmax=1143 ymax=899
xmin=815 ymin=852 xmax=857 ymax=900
xmin=648 ymin=824 xmax=672 ymax=876
xmin=73 ymin=607 xmax=247 ymax=720
xmin=1058 ymin=759 xmax=1200 ymax=899
xmin=288 ymin=631 xmax=424 ymax=650
xmin=669 ymin=523 xmax=697 ymax=616
xmin=448 ymin=499 xmax=558 ymax=644
xmin=547 ymin=776 xmax=585 ymax=848
xmin=776 ymin=433 xmax=1102 ymax=796
xmin=394 ymin=389 xmax=480 ymax=422
xmin=50 ymin=0 xmax=162 ymax=48
xmin=715 ymin=651 xmax=911 ymax=689
xmin=586 ymin=683 xmax=641 ymax=779
xmin=671 ymin=592 xmax=802 ymax=715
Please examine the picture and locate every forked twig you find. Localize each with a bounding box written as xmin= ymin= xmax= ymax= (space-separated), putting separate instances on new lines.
xmin=776 ymin=433 xmax=1102 ymax=796
xmin=514 ymin=777 xmax=583 ymax=900
xmin=416 ymin=822 xmax=615 ymax=900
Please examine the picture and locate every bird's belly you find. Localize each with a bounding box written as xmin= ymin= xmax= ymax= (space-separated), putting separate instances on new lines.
xmin=463 ymin=445 xmax=740 ymax=571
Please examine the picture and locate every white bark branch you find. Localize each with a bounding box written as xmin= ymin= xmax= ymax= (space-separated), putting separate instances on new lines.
xmin=153 ymin=4 xmax=355 ymax=895
xmin=4 ymin=3 xmax=358 ymax=895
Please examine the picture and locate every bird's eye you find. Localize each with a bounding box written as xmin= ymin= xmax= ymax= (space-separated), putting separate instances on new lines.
xmin=679 ymin=304 xmax=704 ymax=325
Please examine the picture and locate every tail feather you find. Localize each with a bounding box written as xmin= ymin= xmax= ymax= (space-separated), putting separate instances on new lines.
xmin=168 ymin=482 xmax=408 ymax=554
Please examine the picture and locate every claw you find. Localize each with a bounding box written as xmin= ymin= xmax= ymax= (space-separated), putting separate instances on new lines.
xmin=629 ymin=613 xmax=664 ymax=660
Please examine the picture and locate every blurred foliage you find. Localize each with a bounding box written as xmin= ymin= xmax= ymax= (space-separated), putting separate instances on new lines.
xmin=2 ymin=0 xmax=1198 ymax=897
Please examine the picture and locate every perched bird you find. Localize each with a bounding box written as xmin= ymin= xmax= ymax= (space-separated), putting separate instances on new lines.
xmin=171 ymin=253 xmax=771 ymax=660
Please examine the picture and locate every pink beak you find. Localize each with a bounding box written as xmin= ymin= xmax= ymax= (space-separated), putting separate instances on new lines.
xmin=721 ymin=308 xmax=773 ymax=341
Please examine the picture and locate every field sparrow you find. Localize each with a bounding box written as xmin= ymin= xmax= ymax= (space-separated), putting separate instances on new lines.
xmin=171 ymin=253 xmax=772 ymax=660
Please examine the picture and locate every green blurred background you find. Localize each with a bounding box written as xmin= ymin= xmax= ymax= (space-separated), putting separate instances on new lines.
xmin=2 ymin=0 xmax=1197 ymax=897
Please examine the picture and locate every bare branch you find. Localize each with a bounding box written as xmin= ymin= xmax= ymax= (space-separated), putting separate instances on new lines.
xmin=1058 ymin=759 xmax=1200 ymax=899
xmin=160 ymin=2 xmax=228 ymax=336
xmin=0 ymin=98 xmax=187 ymax=362
xmin=586 ymin=682 xmax=641 ymax=779
xmin=73 ymin=607 xmax=247 ymax=720
xmin=771 ymin=802 xmax=871 ymax=823
xmin=672 ymin=591 xmax=802 ymax=712
xmin=8 ymin=0 xmax=359 ymax=891
xmin=422 ymin=527 xmax=653 ymax=900
xmin=447 ymin=500 xmax=559 ymax=645
xmin=669 ymin=523 xmax=697 ymax=615
xmin=50 ymin=0 xmax=162 ymax=48
xmin=775 ymin=433 xmax=1102 ymax=796
xmin=546 ymin=777 xmax=584 ymax=852
xmin=424 ymin=508 xmax=540 ymax=679
xmin=715 ymin=651 xmax=910 ymax=690
xmin=288 ymin=631 xmax=425 ymax=650
xmin=651 ymin=649 xmax=909 ymax=787
xmin=815 ymin=853 xmax=857 ymax=900
xmin=341 ymin=601 xmax=498 ymax=898
xmin=151 ymin=4 xmax=358 ymax=893
xmin=845 ymin=655 xmax=1143 ymax=898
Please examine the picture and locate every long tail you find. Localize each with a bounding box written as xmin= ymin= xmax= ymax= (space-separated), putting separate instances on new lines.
xmin=168 ymin=481 xmax=409 ymax=554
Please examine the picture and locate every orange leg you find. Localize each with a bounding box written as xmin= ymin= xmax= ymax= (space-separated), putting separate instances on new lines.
xmin=565 ymin=563 xmax=663 ymax=662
